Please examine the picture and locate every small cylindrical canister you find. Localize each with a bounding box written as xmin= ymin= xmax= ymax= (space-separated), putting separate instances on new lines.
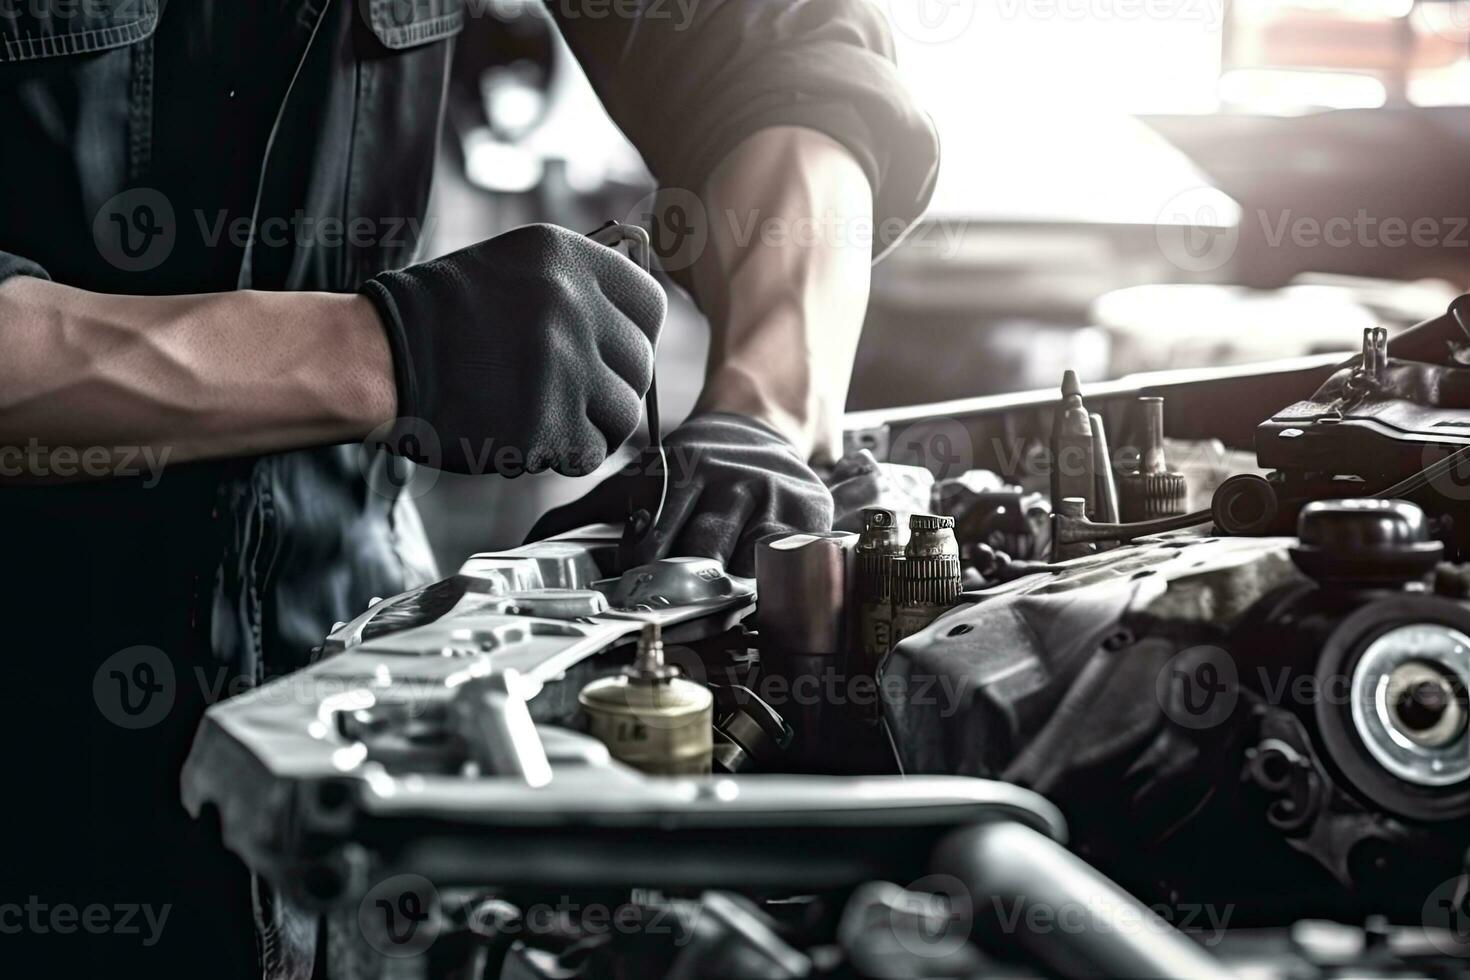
xmin=890 ymin=514 xmax=962 ymax=645
xmin=579 ymin=623 xmax=713 ymax=776
xmin=855 ymin=508 xmax=907 ymax=675
xmin=756 ymin=531 xmax=859 ymax=662
xmin=755 ymin=531 xmax=859 ymax=764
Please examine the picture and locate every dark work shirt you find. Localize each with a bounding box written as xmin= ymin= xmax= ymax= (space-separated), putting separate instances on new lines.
xmin=0 ymin=1 xmax=938 ymax=975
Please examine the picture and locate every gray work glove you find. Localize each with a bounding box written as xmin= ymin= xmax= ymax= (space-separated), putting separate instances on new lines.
xmin=528 ymin=412 xmax=834 ymax=577
xmin=361 ymin=223 xmax=666 ymax=475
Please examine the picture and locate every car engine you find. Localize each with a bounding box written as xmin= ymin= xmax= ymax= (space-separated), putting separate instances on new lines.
xmin=182 ymin=298 xmax=1470 ymax=978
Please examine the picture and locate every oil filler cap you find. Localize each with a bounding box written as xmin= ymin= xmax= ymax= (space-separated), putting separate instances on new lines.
xmin=1290 ymin=498 xmax=1443 ymax=587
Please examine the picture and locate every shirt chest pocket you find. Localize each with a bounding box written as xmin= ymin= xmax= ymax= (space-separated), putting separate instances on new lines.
xmin=363 ymin=0 xmax=464 ymax=51
xmin=0 ymin=0 xmax=159 ymax=62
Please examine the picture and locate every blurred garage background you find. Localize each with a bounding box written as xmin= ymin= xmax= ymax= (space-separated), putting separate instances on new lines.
xmin=411 ymin=0 xmax=1470 ymax=571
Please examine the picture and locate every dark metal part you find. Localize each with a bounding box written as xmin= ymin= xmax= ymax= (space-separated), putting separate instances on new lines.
xmin=1345 ymin=326 xmax=1390 ymax=400
xmin=601 ymin=556 xmax=751 ymax=611
xmin=1450 ymin=294 xmax=1470 ymax=343
xmin=905 ymin=513 xmax=961 ymax=558
xmin=932 ymin=822 xmax=1236 ymax=980
xmin=1119 ymin=470 xmax=1189 ymax=523
xmin=1351 ymin=626 xmax=1470 ymax=788
xmin=837 ymin=881 xmax=992 ymax=978
xmin=589 ymin=221 xmax=668 ymax=556
xmin=578 ymin=622 xmax=714 ymax=776
xmin=755 ymin=531 xmax=858 ymax=658
xmin=709 ymin=682 xmax=793 ymax=773
xmin=1089 ymin=412 xmax=1120 ymax=524
xmin=1138 ymin=396 xmax=1168 ymax=475
xmin=855 ymin=508 xmax=907 ymax=675
xmin=1388 ymin=662 xmax=1466 ymax=749
xmin=1051 ymin=497 xmax=1212 ymax=563
xmin=1119 ymin=397 xmax=1189 ymax=522
xmin=1050 ymin=371 xmax=1096 ymax=518
xmin=939 ymin=481 xmax=1048 ymax=565
xmin=1255 ymin=302 xmax=1470 ymax=551
xmin=1379 ymin=444 xmax=1470 ymax=500
xmin=1051 ymin=497 xmax=1099 ymax=562
xmin=1212 ymin=473 xmax=1280 ymax=536
xmin=666 ymin=893 xmax=811 ymax=980
xmin=888 ymin=531 xmax=1469 ymax=915
xmin=452 ymin=672 xmax=554 ymax=787
xmin=892 ymin=515 xmax=962 ymax=644
xmin=1289 ymin=498 xmax=1443 ymax=587
xmin=1312 ymin=595 xmax=1470 ymax=821
xmin=755 ymin=531 xmax=860 ymax=763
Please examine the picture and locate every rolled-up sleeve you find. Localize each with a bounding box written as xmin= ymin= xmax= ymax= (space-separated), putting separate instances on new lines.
xmin=548 ymin=0 xmax=940 ymax=257
xmin=0 ymin=250 xmax=50 ymax=286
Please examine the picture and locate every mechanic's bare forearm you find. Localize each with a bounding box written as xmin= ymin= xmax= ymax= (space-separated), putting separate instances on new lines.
xmin=0 ymin=276 xmax=395 ymax=480
xmin=691 ymin=126 xmax=875 ymax=464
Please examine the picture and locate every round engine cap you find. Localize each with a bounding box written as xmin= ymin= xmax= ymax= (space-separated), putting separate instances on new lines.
xmin=1290 ymin=499 xmax=1443 ymax=586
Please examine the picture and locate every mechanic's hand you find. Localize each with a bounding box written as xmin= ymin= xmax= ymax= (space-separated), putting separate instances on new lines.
xmin=361 ymin=223 xmax=666 ymax=475
xmin=528 ymin=412 xmax=834 ymax=577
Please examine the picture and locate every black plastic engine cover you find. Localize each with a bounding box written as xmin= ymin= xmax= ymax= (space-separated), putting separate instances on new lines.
xmin=882 ymin=533 xmax=1470 ymax=923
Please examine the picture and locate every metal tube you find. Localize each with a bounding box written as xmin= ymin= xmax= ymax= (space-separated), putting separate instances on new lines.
xmin=856 ymin=509 xmax=906 ymax=676
xmin=588 ymin=221 xmax=668 ymax=548
xmin=756 ymin=532 xmax=859 ymax=763
xmin=450 ymin=670 xmax=554 ymax=788
xmin=931 ymin=822 xmax=1235 ymax=980
xmin=1089 ymin=413 xmax=1120 ymax=524
xmin=1051 ymin=371 xmax=1096 ymax=517
xmin=756 ymin=532 xmax=859 ymax=659
xmin=1061 ymin=509 xmax=1213 ymax=544
xmin=1381 ymin=444 xmax=1470 ymax=499
xmin=1138 ymin=397 xmax=1168 ymax=475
